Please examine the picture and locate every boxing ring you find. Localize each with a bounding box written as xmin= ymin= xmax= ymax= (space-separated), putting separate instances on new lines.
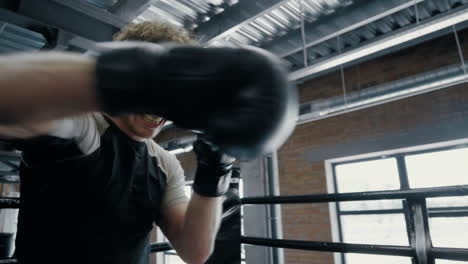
xmin=0 ymin=174 xmax=468 ymax=263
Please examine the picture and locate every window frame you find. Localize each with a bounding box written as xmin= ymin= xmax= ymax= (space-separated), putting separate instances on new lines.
xmin=328 ymin=141 xmax=468 ymax=264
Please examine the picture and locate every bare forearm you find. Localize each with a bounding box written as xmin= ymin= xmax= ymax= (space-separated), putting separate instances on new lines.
xmin=177 ymin=194 xmax=222 ymax=264
xmin=0 ymin=52 xmax=98 ymax=125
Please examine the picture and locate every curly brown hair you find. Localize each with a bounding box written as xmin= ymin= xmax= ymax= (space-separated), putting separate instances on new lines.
xmin=114 ymin=21 xmax=193 ymax=44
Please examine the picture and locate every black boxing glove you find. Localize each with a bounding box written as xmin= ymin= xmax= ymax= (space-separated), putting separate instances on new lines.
xmin=192 ymin=139 xmax=235 ymax=197
xmin=95 ymin=42 xmax=298 ymax=159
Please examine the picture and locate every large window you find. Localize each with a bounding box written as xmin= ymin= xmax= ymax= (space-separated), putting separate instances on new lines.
xmin=330 ymin=143 xmax=468 ymax=264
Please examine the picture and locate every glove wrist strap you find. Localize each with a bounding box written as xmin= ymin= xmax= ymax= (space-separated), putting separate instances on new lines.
xmin=193 ymin=165 xmax=232 ymax=197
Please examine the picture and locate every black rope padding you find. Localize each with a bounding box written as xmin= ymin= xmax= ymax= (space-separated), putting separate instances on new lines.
xmin=241 ymin=185 xmax=468 ymax=204
xmin=0 ymin=258 xmax=18 ymax=263
xmin=150 ymin=242 xmax=172 ymax=253
xmin=241 ymin=237 xmax=468 ymax=261
xmin=241 ymin=236 xmax=415 ymax=256
xmin=430 ymin=247 xmax=468 ymax=261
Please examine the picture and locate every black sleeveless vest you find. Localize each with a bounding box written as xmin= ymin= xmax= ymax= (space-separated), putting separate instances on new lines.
xmin=15 ymin=119 xmax=167 ymax=264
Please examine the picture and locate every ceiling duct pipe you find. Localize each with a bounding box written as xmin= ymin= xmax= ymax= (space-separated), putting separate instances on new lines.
xmin=298 ymin=62 xmax=468 ymax=125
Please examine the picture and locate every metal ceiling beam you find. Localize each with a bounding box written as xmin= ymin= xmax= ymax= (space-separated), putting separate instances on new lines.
xmin=291 ymin=19 xmax=468 ymax=82
xmin=68 ymin=35 xmax=99 ymax=51
xmin=196 ymin=0 xmax=289 ymax=44
xmin=19 ymin=0 xmax=121 ymax=42
xmin=264 ymin=0 xmax=424 ymax=58
xmin=49 ymin=0 xmax=126 ymax=28
xmin=289 ymin=5 xmax=468 ymax=81
xmin=0 ymin=8 xmax=98 ymax=51
xmin=0 ymin=8 xmax=47 ymax=29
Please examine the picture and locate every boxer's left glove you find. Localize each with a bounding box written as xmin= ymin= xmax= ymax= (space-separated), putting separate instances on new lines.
xmin=94 ymin=41 xmax=298 ymax=160
xmin=192 ymin=139 xmax=235 ymax=197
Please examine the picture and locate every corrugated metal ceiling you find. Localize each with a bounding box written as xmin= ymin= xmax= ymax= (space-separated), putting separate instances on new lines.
xmin=132 ymin=0 xmax=352 ymax=43
xmin=0 ymin=22 xmax=46 ymax=54
xmin=209 ymin=0 xmax=353 ymax=46
xmin=2 ymin=0 xmax=467 ymax=79
xmin=85 ymin=0 xmax=118 ymax=9
xmin=130 ymin=0 xmax=468 ymax=55
xmin=133 ymin=0 xmax=237 ymax=27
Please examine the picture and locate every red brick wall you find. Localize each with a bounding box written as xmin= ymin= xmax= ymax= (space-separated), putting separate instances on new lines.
xmin=278 ymin=28 xmax=468 ymax=264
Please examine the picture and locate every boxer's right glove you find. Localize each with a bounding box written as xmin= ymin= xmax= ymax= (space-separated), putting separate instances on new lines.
xmin=95 ymin=42 xmax=299 ymax=159
xmin=192 ymin=139 xmax=235 ymax=197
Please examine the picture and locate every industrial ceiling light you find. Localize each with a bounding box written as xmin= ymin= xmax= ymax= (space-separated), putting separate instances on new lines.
xmin=289 ymin=7 xmax=468 ymax=81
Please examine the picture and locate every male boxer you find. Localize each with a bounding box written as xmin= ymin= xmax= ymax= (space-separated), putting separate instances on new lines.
xmin=0 ymin=22 xmax=297 ymax=264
